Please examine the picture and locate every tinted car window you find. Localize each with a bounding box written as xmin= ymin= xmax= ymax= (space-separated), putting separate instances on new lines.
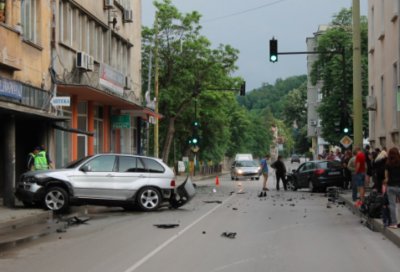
xmin=318 ymin=161 xmax=342 ymax=169
xmin=237 ymin=160 xmax=258 ymax=167
xmin=142 ymin=158 xmax=165 ymax=173
xmin=66 ymin=155 xmax=93 ymax=168
xmin=119 ymin=156 xmax=138 ymax=172
xmin=83 ymin=155 xmax=116 ymax=172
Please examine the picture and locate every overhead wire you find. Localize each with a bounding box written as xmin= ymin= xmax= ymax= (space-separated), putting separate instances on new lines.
xmin=202 ymin=0 xmax=289 ymax=23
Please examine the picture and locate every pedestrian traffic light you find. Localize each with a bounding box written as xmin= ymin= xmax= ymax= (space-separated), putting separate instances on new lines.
xmin=269 ymin=38 xmax=278 ymax=63
xmin=240 ymin=81 xmax=246 ymax=96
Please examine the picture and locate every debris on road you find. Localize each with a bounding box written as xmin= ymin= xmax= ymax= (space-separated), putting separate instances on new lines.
xmin=154 ymin=224 xmax=180 ymax=229
xmin=221 ymin=232 xmax=237 ymax=239
xmin=203 ymin=200 xmax=223 ymax=204
xmin=63 ymin=216 xmax=91 ymax=226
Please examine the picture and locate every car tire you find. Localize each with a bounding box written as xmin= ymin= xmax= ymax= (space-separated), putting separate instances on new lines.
xmin=256 ymin=177 xmax=260 ymax=180
xmin=308 ymin=180 xmax=315 ymax=193
xmin=137 ymin=187 xmax=161 ymax=211
xmin=231 ymin=176 xmax=234 ymax=180
xmin=44 ymin=186 xmax=69 ymax=213
xmin=286 ymin=179 xmax=297 ymax=191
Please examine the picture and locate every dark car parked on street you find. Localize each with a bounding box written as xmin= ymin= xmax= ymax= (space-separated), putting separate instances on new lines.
xmin=291 ymin=154 xmax=301 ymax=163
xmin=286 ymin=160 xmax=344 ymax=192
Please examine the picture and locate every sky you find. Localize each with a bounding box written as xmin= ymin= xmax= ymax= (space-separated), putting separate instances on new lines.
xmin=141 ymin=0 xmax=368 ymax=91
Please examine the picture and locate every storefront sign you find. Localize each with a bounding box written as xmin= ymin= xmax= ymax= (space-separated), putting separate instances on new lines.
xmin=111 ymin=114 xmax=131 ymax=129
xmin=99 ymin=63 xmax=125 ymax=96
xmin=0 ymin=78 xmax=22 ymax=100
xmin=50 ymin=96 xmax=70 ymax=107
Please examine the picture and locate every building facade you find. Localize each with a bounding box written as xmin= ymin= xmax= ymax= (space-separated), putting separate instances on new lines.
xmin=0 ymin=0 xmax=155 ymax=207
xmin=368 ymin=0 xmax=400 ymax=149
xmin=306 ymin=25 xmax=329 ymax=158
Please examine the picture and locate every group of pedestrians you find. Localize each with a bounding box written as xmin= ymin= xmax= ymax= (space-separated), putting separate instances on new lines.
xmin=344 ymin=145 xmax=400 ymax=229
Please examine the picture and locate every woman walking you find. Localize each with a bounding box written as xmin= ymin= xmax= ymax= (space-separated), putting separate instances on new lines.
xmin=383 ymin=147 xmax=400 ymax=229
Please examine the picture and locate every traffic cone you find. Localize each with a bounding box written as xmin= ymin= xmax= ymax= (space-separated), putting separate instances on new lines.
xmin=215 ymin=176 xmax=220 ymax=187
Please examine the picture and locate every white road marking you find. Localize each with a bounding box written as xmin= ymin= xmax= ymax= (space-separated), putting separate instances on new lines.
xmin=123 ymin=194 xmax=235 ymax=272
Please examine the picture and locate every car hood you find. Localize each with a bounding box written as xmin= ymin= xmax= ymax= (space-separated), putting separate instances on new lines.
xmin=21 ymin=169 xmax=77 ymax=182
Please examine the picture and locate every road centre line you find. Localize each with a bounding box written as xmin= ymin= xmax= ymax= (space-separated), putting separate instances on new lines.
xmin=123 ymin=194 xmax=236 ymax=272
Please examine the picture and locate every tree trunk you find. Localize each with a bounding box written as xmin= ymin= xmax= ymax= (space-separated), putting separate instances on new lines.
xmin=162 ymin=116 xmax=175 ymax=163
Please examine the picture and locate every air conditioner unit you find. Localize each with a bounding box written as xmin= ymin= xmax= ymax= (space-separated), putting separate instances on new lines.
xmin=123 ymin=9 xmax=133 ymax=23
xmin=76 ymin=51 xmax=88 ymax=70
xmin=366 ymin=95 xmax=377 ymax=111
xmin=310 ymin=120 xmax=317 ymax=126
xmin=125 ymin=75 xmax=132 ymax=90
xmin=87 ymin=55 xmax=94 ymax=71
xmin=104 ymin=0 xmax=114 ymax=8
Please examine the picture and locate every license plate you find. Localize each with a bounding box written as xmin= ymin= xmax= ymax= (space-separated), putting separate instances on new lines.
xmin=329 ymin=171 xmax=341 ymax=175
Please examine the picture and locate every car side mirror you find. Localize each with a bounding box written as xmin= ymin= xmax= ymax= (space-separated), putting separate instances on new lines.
xmin=81 ymin=165 xmax=91 ymax=172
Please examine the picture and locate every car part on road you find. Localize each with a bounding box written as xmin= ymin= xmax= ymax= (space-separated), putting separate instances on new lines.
xmin=203 ymin=200 xmax=223 ymax=204
xmin=221 ymin=232 xmax=237 ymax=239
xmin=169 ymin=176 xmax=196 ymax=209
xmin=154 ymin=224 xmax=179 ymax=229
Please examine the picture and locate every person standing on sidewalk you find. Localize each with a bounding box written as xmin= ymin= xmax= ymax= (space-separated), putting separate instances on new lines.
xmin=259 ymin=154 xmax=270 ymax=197
xmin=347 ymin=149 xmax=358 ymax=201
xmin=383 ymin=147 xmax=400 ymax=229
xmin=354 ymin=146 xmax=366 ymax=207
xmin=271 ymin=155 xmax=287 ymax=191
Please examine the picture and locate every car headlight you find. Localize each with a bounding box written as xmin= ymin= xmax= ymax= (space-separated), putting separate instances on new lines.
xmin=237 ymin=169 xmax=243 ymax=174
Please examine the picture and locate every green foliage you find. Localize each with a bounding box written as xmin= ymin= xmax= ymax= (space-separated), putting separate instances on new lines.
xmin=311 ymin=8 xmax=368 ymax=144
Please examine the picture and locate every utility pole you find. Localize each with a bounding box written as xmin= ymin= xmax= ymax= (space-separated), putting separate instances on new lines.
xmin=154 ymin=13 xmax=159 ymax=158
xmin=352 ymin=0 xmax=363 ymax=147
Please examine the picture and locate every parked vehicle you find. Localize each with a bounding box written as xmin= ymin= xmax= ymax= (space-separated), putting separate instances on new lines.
xmin=291 ymin=154 xmax=300 ymax=163
xmin=16 ymin=154 xmax=195 ymax=213
xmin=235 ymin=153 xmax=253 ymax=161
xmin=286 ymin=160 xmax=344 ymax=192
xmin=231 ymin=160 xmax=260 ymax=180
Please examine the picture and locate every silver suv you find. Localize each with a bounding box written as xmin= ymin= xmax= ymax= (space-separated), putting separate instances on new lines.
xmin=16 ymin=154 xmax=195 ymax=213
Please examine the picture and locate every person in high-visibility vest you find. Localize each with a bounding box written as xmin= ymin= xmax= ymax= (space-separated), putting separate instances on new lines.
xmin=33 ymin=146 xmax=49 ymax=170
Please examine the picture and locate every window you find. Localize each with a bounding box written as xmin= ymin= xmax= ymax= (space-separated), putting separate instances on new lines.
xmin=21 ymin=0 xmax=39 ymax=43
xmin=84 ymin=155 xmax=116 ymax=172
xmin=0 ymin=0 xmax=6 ymax=23
xmin=118 ymin=156 xmax=138 ymax=172
xmin=142 ymin=158 xmax=165 ymax=173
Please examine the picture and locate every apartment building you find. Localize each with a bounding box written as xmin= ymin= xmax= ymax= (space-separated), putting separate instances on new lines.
xmin=0 ymin=0 xmax=155 ymax=207
xmin=367 ymin=0 xmax=400 ymax=149
xmin=306 ymin=25 xmax=329 ymax=158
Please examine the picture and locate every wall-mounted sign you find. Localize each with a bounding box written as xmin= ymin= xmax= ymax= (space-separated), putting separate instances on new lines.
xmin=0 ymin=77 xmax=22 ymax=100
xmin=50 ymin=96 xmax=70 ymax=107
xmin=99 ymin=63 xmax=125 ymax=96
xmin=111 ymin=114 xmax=131 ymax=129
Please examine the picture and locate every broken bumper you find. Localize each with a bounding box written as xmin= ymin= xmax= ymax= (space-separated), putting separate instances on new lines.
xmin=169 ymin=176 xmax=196 ymax=208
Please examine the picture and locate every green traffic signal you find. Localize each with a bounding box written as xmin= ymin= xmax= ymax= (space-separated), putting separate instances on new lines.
xmin=193 ymin=121 xmax=199 ymax=127
xmin=192 ymin=137 xmax=198 ymax=145
xmin=343 ymin=127 xmax=349 ymax=134
xmin=269 ymin=38 xmax=278 ymax=63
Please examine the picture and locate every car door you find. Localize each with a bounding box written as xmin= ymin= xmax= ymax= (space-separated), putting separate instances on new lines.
xmin=296 ymin=162 xmax=314 ymax=188
xmin=70 ymin=155 xmax=117 ymax=199
xmin=111 ymin=155 xmax=149 ymax=200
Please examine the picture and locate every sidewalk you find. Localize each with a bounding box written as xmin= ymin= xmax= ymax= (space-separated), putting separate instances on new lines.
xmin=338 ymin=191 xmax=400 ymax=248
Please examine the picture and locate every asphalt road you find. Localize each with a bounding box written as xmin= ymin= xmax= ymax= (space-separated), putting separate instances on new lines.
xmin=1 ymin=173 xmax=400 ymax=272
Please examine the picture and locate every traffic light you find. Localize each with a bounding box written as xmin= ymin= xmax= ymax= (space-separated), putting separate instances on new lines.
xmin=193 ymin=120 xmax=200 ymax=127
xmin=191 ymin=135 xmax=199 ymax=145
xmin=269 ymin=38 xmax=278 ymax=63
xmin=240 ymin=81 xmax=246 ymax=96
xmin=343 ymin=127 xmax=349 ymax=134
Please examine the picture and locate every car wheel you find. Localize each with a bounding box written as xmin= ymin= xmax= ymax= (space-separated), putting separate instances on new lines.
xmin=256 ymin=177 xmax=260 ymax=180
xmin=308 ymin=180 xmax=315 ymax=193
xmin=44 ymin=186 xmax=69 ymax=213
xmin=137 ymin=187 xmax=161 ymax=211
xmin=231 ymin=176 xmax=234 ymax=180
xmin=286 ymin=179 xmax=297 ymax=191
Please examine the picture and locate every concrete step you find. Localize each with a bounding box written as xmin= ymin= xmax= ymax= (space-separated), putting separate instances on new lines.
xmin=0 ymin=209 xmax=52 ymax=234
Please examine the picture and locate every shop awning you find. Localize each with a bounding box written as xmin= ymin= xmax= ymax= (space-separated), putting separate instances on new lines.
xmin=57 ymin=84 xmax=163 ymax=120
xmin=53 ymin=124 xmax=94 ymax=136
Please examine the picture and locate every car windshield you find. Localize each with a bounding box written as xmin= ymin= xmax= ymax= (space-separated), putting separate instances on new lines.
xmin=237 ymin=160 xmax=258 ymax=167
xmin=64 ymin=155 xmax=93 ymax=169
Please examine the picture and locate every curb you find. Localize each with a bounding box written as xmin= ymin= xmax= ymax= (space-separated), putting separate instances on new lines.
xmin=339 ymin=194 xmax=400 ymax=248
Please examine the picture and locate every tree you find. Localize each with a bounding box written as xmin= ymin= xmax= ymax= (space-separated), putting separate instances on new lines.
xmin=311 ymin=8 xmax=368 ymax=144
xmin=142 ymin=0 xmax=241 ymax=163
